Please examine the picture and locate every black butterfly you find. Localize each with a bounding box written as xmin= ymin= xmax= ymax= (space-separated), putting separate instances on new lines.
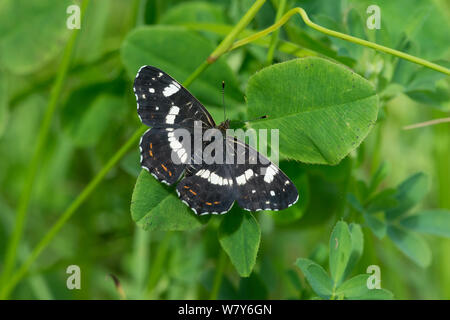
xmin=134 ymin=66 xmax=298 ymax=215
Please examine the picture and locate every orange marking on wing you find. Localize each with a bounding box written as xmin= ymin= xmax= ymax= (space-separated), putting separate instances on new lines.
xmin=214 ymin=201 xmax=220 ymax=205
xmin=168 ymin=171 xmax=172 ymax=176
xmin=149 ymin=150 xmax=153 ymax=157
xmin=184 ymin=186 xmax=190 ymax=189
xmin=150 ymin=143 xmax=152 ymax=149
xmin=189 ymin=190 xmax=197 ymax=195
xmin=206 ymin=202 xmax=212 ymax=206
xmin=161 ymin=164 xmax=168 ymax=172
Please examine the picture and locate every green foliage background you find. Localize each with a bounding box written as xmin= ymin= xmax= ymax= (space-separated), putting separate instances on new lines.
xmin=0 ymin=0 xmax=449 ymax=299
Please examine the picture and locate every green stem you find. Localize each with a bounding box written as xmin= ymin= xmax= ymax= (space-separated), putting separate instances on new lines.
xmin=230 ymin=7 xmax=450 ymax=75
xmin=1 ymin=0 xmax=267 ymax=298
xmin=0 ymin=125 xmax=147 ymax=299
xmin=145 ymin=232 xmax=172 ymax=296
xmin=208 ymin=0 xmax=267 ymax=62
xmin=209 ymin=249 xmax=227 ymax=300
xmin=0 ymin=0 xmax=90 ymax=289
xmin=266 ymin=0 xmax=286 ymax=65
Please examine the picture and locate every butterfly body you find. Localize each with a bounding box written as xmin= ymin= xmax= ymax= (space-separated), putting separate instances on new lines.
xmin=134 ymin=66 xmax=298 ymax=215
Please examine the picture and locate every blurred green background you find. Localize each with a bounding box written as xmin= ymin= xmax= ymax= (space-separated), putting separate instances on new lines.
xmin=0 ymin=0 xmax=449 ymax=299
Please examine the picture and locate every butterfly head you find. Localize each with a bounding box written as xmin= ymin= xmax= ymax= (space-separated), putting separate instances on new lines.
xmin=217 ymin=119 xmax=230 ymax=133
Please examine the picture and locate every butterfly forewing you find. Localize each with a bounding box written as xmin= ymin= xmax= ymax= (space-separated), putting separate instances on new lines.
xmin=140 ymin=127 xmax=191 ymax=185
xmin=134 ymin=66 xmax=215 ymax=129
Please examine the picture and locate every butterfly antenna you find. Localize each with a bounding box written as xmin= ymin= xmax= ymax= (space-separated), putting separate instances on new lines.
xmin=243 ymin=115 xmax=268 ymax=123
xmin=222 ymin=81 xmax=226 ymax=121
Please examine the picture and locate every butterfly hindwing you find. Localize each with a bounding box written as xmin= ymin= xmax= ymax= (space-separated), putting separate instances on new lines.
xmin=134 ymin=66 xmax=215 ymax=129
xmin=226 ymin=137 xmax=299 ymax=211
xmin=176 ymin=163 xmax=235 ymax=215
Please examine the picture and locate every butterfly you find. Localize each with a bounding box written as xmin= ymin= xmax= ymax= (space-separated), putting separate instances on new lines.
xmin=134 ymin=66 xmax=298 ymax=215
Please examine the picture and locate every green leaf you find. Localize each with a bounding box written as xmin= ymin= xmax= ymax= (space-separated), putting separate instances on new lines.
xmin=366 ymin=188 xmax=398 ymax=213
xmin=218 ymin=209 xmax=260 ymax=277
xmin=336 ymin=274 xmax=393 ymax=300
xmin=329 ymin=221 xmax=352 ymax=286
xmin=387 ymin=225 xmax=432 ymax=268
xmin=342 ymin=223 xmax=364 ymax=280
xmin=296 ymin=258 xmax=333 ymax=299
xmin=131 ymin=170 xmax=206 ymax=231
xmin=364 ymin=213 xmax=387 ymax=239
xmin=346 ymin=193 xmax=365 ymax=214
xmin=120 ymin=25 xmax=243 ymax=115
xmin=386 ymin=172 xmax=428 ymax=220
xmin=246 ymin=57 xmax=378 ymax=165
xmin=0 ymin=0 xmax=71 ymax=74
xmin=400 ymin=209 xmax=450 ymax=238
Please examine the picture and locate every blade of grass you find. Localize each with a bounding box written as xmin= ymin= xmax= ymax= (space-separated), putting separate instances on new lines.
xmin=0 ymin=0 xmax=91 ymax=288
xmin=209 ymin=249 xmax=227 ymax=300
xmin=266 ymin=0 xmax=287 ymax=65
xmin=145 ymin=232 xmax=173 ymax=297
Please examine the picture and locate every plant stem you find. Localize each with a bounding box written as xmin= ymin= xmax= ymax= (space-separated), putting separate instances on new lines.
xmin=210 ymin=249 xmax=227 ymax=300
xmin=266 ymin=0 xmax=286 ymax=65
xmin=0 ymin=125 xmax=147 ymax=299
xmin=0 ymin=0 xmax=90 ymax=289
xmin=208 ymin=0 xmax=267 ymax=62
xmin=230 ymin=7 xmax=450 ymax=75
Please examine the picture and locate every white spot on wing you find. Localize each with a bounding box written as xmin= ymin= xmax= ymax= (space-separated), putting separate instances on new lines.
xmin=236 ymin=174 xmax=246 ymax=185
xmin=163 ymin=82 xmax=180 ymax=97
xmin=264 ymin=164 xmax=278 ymax=183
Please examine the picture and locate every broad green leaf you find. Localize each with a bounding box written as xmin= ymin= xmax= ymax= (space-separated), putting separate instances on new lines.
xmin=400 ymin=209 xmax=450 ymax=238
xmin=366 ymin=188 xmax=398 ymax=213
xmin=0 ymin=0 xmax=71 ymax=74
xmin=247 ymin=57 xmax=378 ymax=165
xmin=342 ymin=223 xmax=364 ymax=280
xmin=120 ymin=26 xmax=244 ymax=115
xmin=386 ymin=173 xmax=428 ymax=220
xmin=218 ymin=209 xmax=260 ymax=277
xmin=364 ymin=213 xmax=387 ymax=239
xmin=296 ymin=258 xmax=333 ymax=299
xmin=336 ymin=274 xmax=393 ymax=300
xmin=387 ymin=225 xmax=431 ymax=268
xmin=0 ymin=72 xmax=8 ymax=138
xmin=347 ymin=193 xmax=365 ymax=214
xmin=329 ymin=221 xmax=352 ymax=286
xmin=131 ymin=170 xmax=206 ymax=231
